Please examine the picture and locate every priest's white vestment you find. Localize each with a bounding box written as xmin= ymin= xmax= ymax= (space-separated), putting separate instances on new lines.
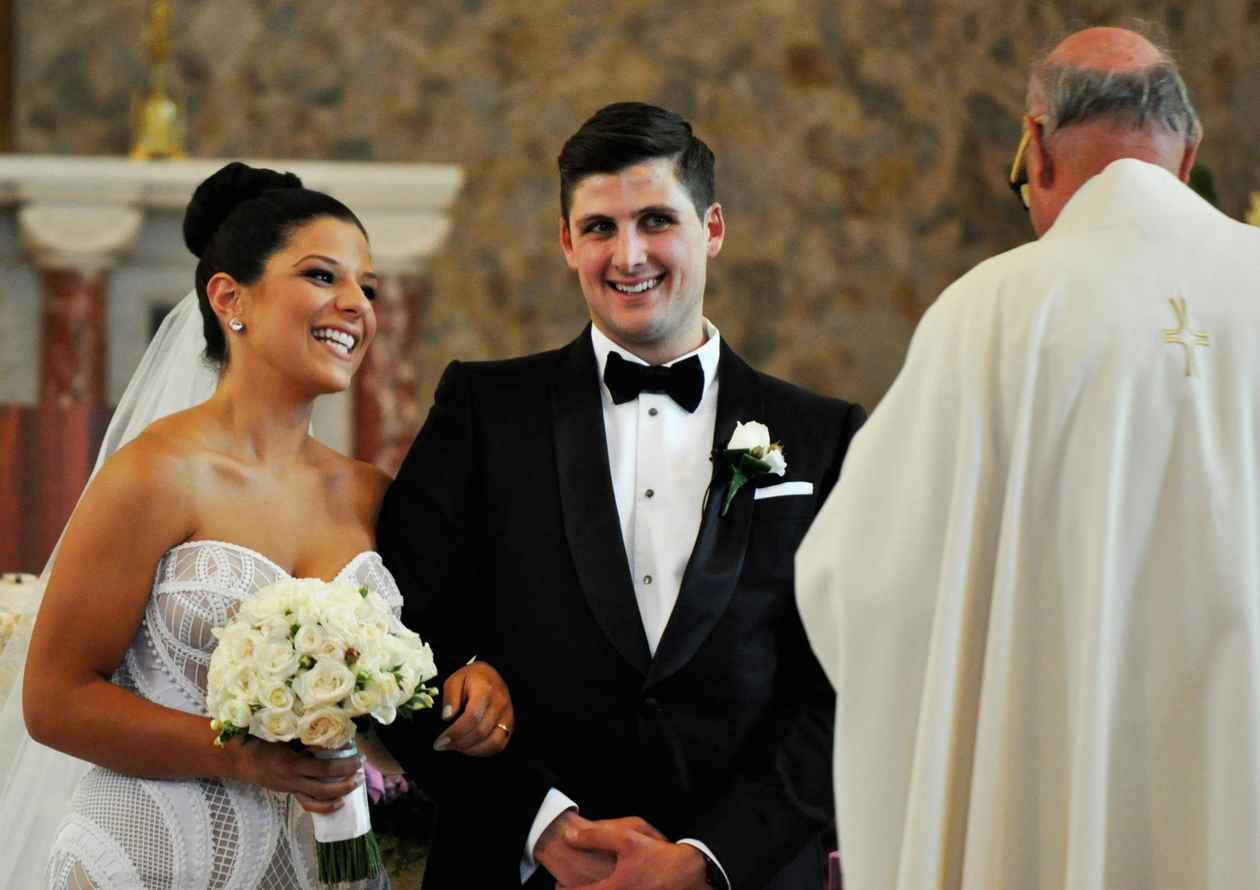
xmin=797 ymin=158 xmax=1260 ymax=890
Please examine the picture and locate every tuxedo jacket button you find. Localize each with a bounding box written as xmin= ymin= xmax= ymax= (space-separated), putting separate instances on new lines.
xmin=641 ymin=697 xmax=660 ymax=715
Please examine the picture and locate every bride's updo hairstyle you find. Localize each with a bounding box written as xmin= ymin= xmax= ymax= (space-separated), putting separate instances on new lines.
xmin=183 ymin=161 xmax=368 ymax=367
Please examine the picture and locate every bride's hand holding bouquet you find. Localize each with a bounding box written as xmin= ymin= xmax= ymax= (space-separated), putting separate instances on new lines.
xmin=207 ymin=576 xmax=437 ymax=883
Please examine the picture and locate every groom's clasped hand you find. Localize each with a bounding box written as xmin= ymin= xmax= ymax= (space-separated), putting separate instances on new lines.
xmin=544 ymin=814 xmax=710 ymax=890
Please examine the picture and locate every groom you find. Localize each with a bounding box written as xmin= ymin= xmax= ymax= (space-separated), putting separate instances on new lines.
xmin=377 ymin=102 xmax=865 ymax=889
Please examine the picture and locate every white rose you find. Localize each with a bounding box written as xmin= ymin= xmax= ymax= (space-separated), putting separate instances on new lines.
xmin=207 ymin=658 xmax=232 ymax=692
xmin=370 ymin=701 xmax=398 ymax=725
xmin=256 ymin=640 xmax=301 ymax=680
xmin=415 ymin=643 xmax=437 ymax=681
xmin=256 ymin=616 xmax=292 ymax=642
xmin=328 ymin=580 xmax=359 ymax=602
xmin=259 ymin=682 xmax=296 ymax=712
xmin=218 ymin=697 xmax=252 ymax=730
xmin=354 ymin=649 xmax=388 ymax=675
xmin=403 ymin=643 xmax=438 ymax=684
xmin=292 ymin=658 xmax=356 ymax=708
xmin=315 ymin=634 xmax=350 ymax=661
xmin=348 ymin=686 xmax=383 ymax=717
xmin=251 ymin=706 xmax=299 ymax=742
xmin=321 ymin=605 xmax=362 ymax=645
xmin=296 ymin=706 xmax=356 ymax=748
xmin=386 ymin=666 xmax=412 ymax=701
xmin=292 ymin=623 xmax=325 ymax=655
xmin=223 ymin=665 xmax=261 ymax=701
xmin=240 ymin=582 xmax=297 ymax=621
xmin=763 ymin=445 xmax=787 ymax=476
xmin=358 ymin=621 xmax=384 ymax=647
xmin=219 ymin=628 xmax=267 ymax=665
xmin=726 ymin=420 xmax=771 ymax=452
xmin=293 ymin=588 xmax=328 ymax=628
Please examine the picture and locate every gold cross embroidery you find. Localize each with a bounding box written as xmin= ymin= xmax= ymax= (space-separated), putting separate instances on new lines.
xmin=1163 ymin=298 xmax=1210 ymax=377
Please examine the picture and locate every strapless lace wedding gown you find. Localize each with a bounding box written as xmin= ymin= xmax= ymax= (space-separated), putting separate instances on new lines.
xmin=45 ymin=540 xmax=402 ymax=890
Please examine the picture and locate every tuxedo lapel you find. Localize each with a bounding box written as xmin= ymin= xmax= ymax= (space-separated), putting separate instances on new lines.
xmin=646 ymin=342 xmax=761 ymax=689
xmin=552 ymin=329 xmax=652 ymax=676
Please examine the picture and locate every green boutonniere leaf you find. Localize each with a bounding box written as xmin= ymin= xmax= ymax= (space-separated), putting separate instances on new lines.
xmin=718 ymin=449 xmax=773 ymax=516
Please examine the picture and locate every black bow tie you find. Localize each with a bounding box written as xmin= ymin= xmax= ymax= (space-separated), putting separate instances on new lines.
xmin=603 ymin=351 xmax=704 ymax=413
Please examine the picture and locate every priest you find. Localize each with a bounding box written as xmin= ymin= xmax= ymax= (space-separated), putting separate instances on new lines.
xmin=797 ymin=26 xmax=1260 ymax=890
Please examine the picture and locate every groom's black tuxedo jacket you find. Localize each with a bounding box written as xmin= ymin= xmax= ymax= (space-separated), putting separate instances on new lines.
xmin=377 ymin=329 xmax=865 ymax=889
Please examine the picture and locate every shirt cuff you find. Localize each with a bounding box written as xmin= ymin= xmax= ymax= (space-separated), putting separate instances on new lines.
xmin=678 ymin=838 xmax=731 ymax=889
xmin=519 ymin=787 xmax=579 ymax=884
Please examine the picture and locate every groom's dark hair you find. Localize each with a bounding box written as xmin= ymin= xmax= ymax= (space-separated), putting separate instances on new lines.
xmin=557 ymin=102 xmax=716 ymax=223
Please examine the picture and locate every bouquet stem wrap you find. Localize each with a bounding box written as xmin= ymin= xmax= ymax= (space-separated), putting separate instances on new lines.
xmin=312 ymin=743 xmax=382 ymax=883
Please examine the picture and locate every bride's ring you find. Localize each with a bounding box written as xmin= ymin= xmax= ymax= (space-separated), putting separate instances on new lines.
xmin=494 ymin=722 xmax=512 ymax=737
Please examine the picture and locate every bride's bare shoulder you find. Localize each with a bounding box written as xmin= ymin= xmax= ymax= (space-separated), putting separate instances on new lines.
xmin=306 ymin=439 xmax=393 ymax=517
xmin=98 ymin=407 xmax=220 ymax=491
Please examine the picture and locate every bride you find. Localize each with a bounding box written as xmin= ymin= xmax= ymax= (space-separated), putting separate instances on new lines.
xmin=0 ymin=162 xmax=513 ymax=888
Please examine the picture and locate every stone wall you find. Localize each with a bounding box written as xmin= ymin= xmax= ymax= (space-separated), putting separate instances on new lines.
xmin=14 ymin=0 xmax=1260 ymax=414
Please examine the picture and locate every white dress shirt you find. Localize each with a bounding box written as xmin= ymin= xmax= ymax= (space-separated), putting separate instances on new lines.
xmin=521 ymin=321 xmax=730 ymax=886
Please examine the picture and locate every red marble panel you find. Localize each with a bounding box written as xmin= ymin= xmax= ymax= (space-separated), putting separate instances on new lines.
xmin=353 ymin=274 xmax=424 ymax=475
xmin=39 ymin=268 xmax=108 ymax=408
xmin=0 ymin=404 xmax=111 ymax=573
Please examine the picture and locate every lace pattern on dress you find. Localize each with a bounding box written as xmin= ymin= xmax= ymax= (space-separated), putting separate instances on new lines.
xmin=48 ymin=541 xmax=401 ymax=890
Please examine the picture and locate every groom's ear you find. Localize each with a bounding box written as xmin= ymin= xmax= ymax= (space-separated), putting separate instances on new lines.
xmin=559 ymin=216 xmax=578 ymax=270
xmin=206 ymin=273 xmax=243 ymax=323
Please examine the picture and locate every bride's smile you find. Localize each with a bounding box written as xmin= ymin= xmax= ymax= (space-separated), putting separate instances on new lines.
xmin=312 ymin=325 xmax=359 ymax=357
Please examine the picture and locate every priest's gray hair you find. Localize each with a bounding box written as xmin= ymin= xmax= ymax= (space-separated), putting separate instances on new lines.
xmin=1027 ymin=54 xmax=1201 ymax=147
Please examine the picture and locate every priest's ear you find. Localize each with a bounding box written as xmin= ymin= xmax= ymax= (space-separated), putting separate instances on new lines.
xmin=1025 ymin=114 xmax=1055 ymax=190
xmin=1177 ymin=120 xmax=1203 ymax=183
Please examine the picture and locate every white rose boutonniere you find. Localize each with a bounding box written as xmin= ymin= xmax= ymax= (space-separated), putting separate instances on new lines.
xmin=716 ymin=420 xmax=787 ymax=515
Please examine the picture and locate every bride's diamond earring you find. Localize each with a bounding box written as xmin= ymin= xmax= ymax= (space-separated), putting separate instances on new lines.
xmin=228 ymin=318 xmax=245 ymax=332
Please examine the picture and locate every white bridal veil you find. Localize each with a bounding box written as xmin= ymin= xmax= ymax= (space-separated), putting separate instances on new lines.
xmin=0 ymin=291 xmax=217 ymax=886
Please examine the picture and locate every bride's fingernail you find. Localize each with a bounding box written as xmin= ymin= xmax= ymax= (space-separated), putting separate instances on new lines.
xmin=441 ymin=705 xmax=454 ymax=720
xmin=433 ymin=736 xmax=450 ymax=752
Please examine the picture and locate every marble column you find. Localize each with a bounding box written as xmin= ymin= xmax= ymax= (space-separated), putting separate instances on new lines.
xmin=18 ymin=204 xmax=143 ymax=407
xmin=353 ymin=274 xmax=426 ymax=475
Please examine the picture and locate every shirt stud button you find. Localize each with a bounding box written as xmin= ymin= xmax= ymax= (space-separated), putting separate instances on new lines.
xmin=648 ymin=407 xmax=658 ymax=417
xmin=643 ymin=574 xmax=653 ymax=585
xmin=645 ymin=489 xmax=655 ymax=498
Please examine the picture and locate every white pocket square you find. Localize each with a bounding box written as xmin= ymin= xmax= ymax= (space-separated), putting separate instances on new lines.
xmin=754 ymin=481 xmax=814 ymax=500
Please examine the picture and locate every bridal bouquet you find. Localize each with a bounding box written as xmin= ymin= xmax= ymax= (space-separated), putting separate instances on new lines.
xmin=207 ymin=577 xmax=437 ymax=884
